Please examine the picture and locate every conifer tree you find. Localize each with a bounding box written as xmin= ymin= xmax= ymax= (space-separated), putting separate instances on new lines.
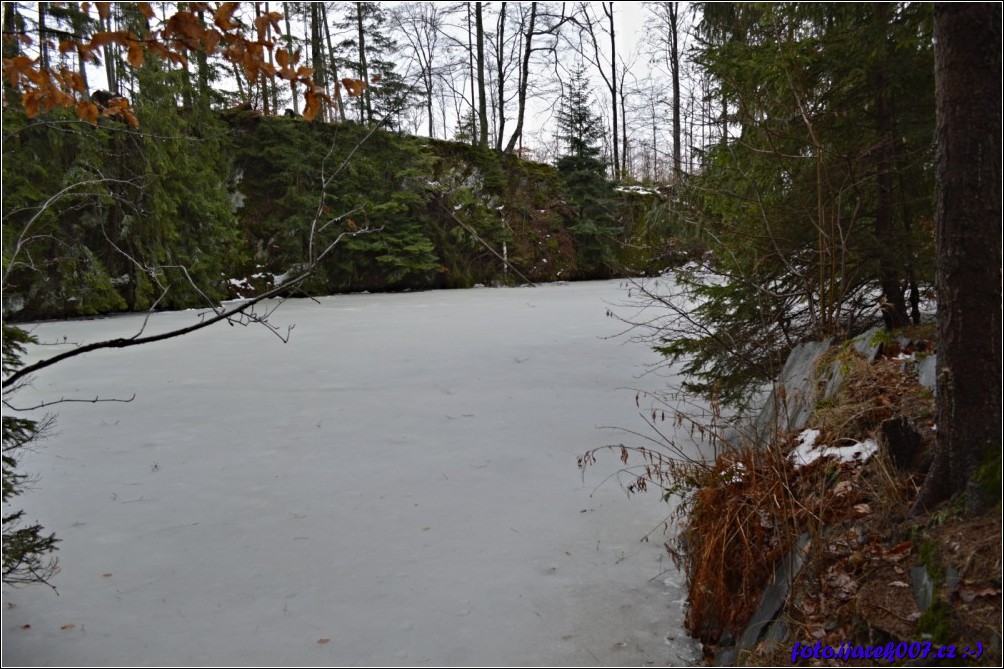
xmin=2 ymin=324 xmax=59 ymax=586
xmin=555 ymin=66 xmax=620 ymax=278
xmin=335 ymin=2 xmax=412 ymax=128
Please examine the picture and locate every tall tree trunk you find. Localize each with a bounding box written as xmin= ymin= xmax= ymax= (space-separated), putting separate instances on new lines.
xmin=310 ymin=3 xmax=327 ymax=120
xmin=476 ymin=2 xmax=488 ymax=147
xmin=915 ymin=2 xmax=1002 ymax=515
xmin=3 ymin=2 xmax=24 ymax=105
xmin=102 ymin=6 xmax=119 ymax=94
xmin=255 ymin=3 xmax=270 ymax=115
xmin=194 ymin=6 xmax=210 ymax=110
xmin=619 ymin=66 xmax=628 ymax=176
xmin=871 ymin=4 xmax=910 ymax=328
xmin=604 ymin=2 xmax=619 ymax=178
xmin=266 ymin=2 xmax=279 ymax=114
xmin=669 ymin=2 xmax=682 ymax=177
xmin=504 ymin=2 xmax=536 ymax=154
xmin=321 ymin=3 xmax=346 ymax=122
xmin=283 ymin=2 xmax=299 ymax=114
xmin=467 ymin=2 xmax=476 ymax=145
xmin=356 ymin=2 xmax=372 ymax=124
xmin=494 ymin=2 xmax=507 ymax=152
xmin=38 ymin=2 xmax=50 ymax=70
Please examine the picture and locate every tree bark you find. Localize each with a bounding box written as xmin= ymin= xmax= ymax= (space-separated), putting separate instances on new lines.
xmin=310 ymin=3 xmax=326 ymax=119
xmin=494 ymin=2 xmax=507 ymax=152
xmin=915 ymin=2 xmax=1002 ymax=515
xmin=356 ymin=2 xmax=372 ymax=125
xmin=504 ymin=2 xmax=536 ymax=154
xmin=604 ymin=2 xmax=619 ymax=178
xmin=283 ymin=2 xmax=299 ymax=114
xmin=871 ymin=4 xmax=910 ymax=329
xmin=476 ymin=2 xmax=489 ymax=148
xmin=668 ymin=2 xmax=682 ymax=177
xmin=321 ymin=3 xmax=346 ymax=122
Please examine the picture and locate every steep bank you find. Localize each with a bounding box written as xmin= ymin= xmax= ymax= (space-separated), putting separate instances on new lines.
xmin=670 ymin=328 xmax=1002 ymax=665
xmin=3 ymin=108 xmax=683 ymax=321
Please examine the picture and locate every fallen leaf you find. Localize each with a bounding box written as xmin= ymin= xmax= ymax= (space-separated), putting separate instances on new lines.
xmin=960 ymin=588 xmax=1001 ymax=603
xmin=20 ymin=624 xmax=31 ymax=630
xmin=833 ymin=480 xmax=854 ymax=496
xmin=886 ymin=540 xmax=913 ymax=554
xmin=317 ymin=638 xmax=330 ymax=645
xmin=889 ymin=581 xmax=910 ymax=588
xmin=102 ymin=573 xmax=113 ymax=578
xmin=853 ymin=503 xmax=871 ymax=516
xmin=60 ymin=624 xmax=75 ymax=631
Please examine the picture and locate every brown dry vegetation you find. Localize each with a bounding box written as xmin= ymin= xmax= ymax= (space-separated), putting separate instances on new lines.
xmin=582 ymin=331 xmax=1002 ymax=665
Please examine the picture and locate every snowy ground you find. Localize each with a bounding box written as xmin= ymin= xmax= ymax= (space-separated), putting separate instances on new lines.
xmin=3 ymin=280 xmax=703 ymax=666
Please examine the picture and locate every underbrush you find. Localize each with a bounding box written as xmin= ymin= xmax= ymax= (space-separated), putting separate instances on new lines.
xmin=581 ymin=333 xmax=1000 ymax=664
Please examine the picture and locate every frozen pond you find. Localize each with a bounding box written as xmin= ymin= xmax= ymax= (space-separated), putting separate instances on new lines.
xmin=3 ymin=280 xmax=701 ymax=666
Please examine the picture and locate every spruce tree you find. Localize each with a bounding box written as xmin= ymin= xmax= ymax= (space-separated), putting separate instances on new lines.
xmin=2 ymin=324 xmax=59 ymax=586
xmin=335 ymin=2 xmax=413 ymax=128
xmin=555 ymin=66 xmax=621 ymax=278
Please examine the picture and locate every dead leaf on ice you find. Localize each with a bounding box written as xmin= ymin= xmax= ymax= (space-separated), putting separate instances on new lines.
xmin=317 ymin=638 xmax=331 ymax=645
xmin=60 ymin=624 xmax=75 ymax=631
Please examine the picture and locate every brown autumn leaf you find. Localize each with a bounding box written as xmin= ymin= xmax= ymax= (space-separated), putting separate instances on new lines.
xmin=127 ymin=44 xmax=144 ymax=69
xmin=2 ymin=55 xmax=34 ymax=85
xmin=317 ymin=638 xmax=331 ymax=645
xmin=136 ymin=2 xmax=156 ymax=20
xmin=884 ymin=540 xmax=912 ymax=561
xmin=96 ymin=2 xmax=111 ymax=20
xmin=60 ymin=624 xmax=76 ymax=631
xmin=960 ymin=587 xmax=1002 ymax=603
xmin=76 ymin=100 xmax=99 ymax=125
xmin=276 ymin=48 xmax=290 ymax=68
xmin=22 ymin=90 xmax=41 ymax=118
xmin=21 ymin=624 xmax=31 ymax=630
xmin=89 ymin=30 xmax=126 ymax=49
xmin=215 ymin=2 xmax=241 ymax=32
xmin=303 ymin=90 xmax=321 ymax=121
xmin=341 ymin=78 xmax=367 ymax=97
xmin=201 ymin=28 xmax=222 ymax=53
xmin=370 ymin=74 xmax=382 ymax=83
xmin=253 ymin=15 xmax=271 ymax=41
xmin=59 ymin=40 xmax=76 ymax=53
xmin=164 ymin=11 xmax=203 ymax=50
xmin=101 ymin=573 xmax=113 ymax=578
xmin=264 ymin=11 xmax=284 ymax=31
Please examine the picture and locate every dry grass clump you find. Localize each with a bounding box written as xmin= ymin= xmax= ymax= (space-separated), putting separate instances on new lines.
xmin=674 ymin=442 xmax=802 ymax=643
xmin=580 ymin=338 xmax=943 ymax=655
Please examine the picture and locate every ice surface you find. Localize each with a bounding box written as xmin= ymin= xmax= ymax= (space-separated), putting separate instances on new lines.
xmin=3 ymin=280 xmax=701 ymax=666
